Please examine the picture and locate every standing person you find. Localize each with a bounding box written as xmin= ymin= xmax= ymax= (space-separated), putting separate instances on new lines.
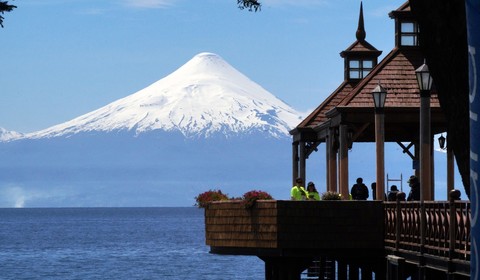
xmin=371 ymin=182 xmax=377 ymax=200
xmin=291 ymin=177 xmax=307 ymax=200
xmin=306 ymin=182 xmax=320 ymax=201
xmin=407 ymin=175 xmax=420 ymax=201
xmin=387 ymin=185 xmax=399 ymax=201
xmin=350 ymin=177 xmax=369 ymax=200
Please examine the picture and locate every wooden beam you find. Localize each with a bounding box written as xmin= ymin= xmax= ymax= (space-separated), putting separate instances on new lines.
xmin=397 ymin=141 xmax=416 ymax=160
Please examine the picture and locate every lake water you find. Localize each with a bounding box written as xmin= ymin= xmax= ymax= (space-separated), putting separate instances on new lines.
xmin=0 ymin=207 xmax=264 ymax=279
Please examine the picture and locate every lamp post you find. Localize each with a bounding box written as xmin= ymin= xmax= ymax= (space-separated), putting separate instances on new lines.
xmin=415 ymin=61 xmax=433 ymax=201
xmin=372 ymin=83 xmax=387 ymax=201
xmin=416 ymin=61 xmax=433 ymax=260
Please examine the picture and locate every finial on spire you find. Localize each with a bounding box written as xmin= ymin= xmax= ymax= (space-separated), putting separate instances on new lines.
xmin=356 ymin=2 xmax=366 ymax=41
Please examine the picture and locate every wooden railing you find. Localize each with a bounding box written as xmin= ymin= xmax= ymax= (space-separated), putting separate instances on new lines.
xmin=384 ymin=193 xmax=471 ymax=262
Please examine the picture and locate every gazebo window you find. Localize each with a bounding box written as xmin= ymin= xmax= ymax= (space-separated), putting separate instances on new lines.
xmin=400 ymin=21 xmax=419 ymax=46
xmin=349 ymin=59 xmax=373 ymax=79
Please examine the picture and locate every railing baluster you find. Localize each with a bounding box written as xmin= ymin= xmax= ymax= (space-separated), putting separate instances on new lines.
xmin=395 ymin=192 xmax=405 ymax=251
xmin=449 ymin=190 xmax=460 ymax=260
xmin=383 ymin=190 xmax=469 ymax=264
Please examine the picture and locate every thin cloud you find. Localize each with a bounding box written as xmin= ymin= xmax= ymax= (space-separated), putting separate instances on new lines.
xmin=262 ymin=0 xmax=328 ymax=7
xmin=123 ymin=0 xmax=176 ymax=9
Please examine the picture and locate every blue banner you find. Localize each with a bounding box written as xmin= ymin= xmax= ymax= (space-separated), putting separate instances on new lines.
xmin=466 ymin=0 xmax=480 ymax=278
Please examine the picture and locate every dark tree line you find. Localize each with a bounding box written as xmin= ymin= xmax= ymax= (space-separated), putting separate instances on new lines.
xmin=0 ymin=1 xmax=16 ymax=27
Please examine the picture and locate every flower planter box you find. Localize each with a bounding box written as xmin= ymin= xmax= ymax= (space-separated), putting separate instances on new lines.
xmin=205 ymin=200 xmax=384 ymax=252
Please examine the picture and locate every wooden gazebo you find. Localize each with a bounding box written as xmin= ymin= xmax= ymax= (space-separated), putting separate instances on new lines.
xmin=204 ymin=2 xmax=471 ymax=279
xmin=290 ymin=2 xmax=449 ymax=201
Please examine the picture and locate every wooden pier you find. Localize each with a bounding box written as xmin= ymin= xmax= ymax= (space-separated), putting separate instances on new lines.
xmin=204 ymin=193 xmax=470 ymax=279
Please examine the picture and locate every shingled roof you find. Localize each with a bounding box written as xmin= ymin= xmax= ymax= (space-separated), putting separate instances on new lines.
xmin=338 ymin=48 xmax=440 ymax=108
xmin=292 ymin=2 xmax=446 ymax=143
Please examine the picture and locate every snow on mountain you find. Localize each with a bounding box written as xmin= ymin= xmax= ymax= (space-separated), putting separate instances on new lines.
xmin=0 ymin=127 xmax=23 ymax=142
xmin=26 ymin=52 xmax=302 ymax=139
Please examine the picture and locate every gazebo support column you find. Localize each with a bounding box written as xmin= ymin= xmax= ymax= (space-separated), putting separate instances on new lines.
xmin=292 ymin=142 xmax=299 ymax=185
xmin=299 ymin=141 xmax=306 ymax=184
xmin=327 ymin=128 xmax=338 ymax=192
xmin=420 ymin=92 xmax=432 ymax=200
xmin=415 ymin=143 xmax=420 ymax=178
xmin=447 ymin=146 xmax=455 ymax=194
xmin=431 ymin=136 xmax=435 ymax=199
xmin=374 ymin=109 xmax=385 ymax=201
xmin=339 ymin=125 xmax=349 ymax=199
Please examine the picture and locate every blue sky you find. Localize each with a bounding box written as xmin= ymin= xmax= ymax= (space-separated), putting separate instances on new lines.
xmin=1 ymin=0 xmax=406 ymax=133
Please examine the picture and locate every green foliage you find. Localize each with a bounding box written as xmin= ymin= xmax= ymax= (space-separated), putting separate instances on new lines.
xmin=0 ymin=1 xmax=17 ymax=28
xmin=321 ymin=191 xmax=342 ymax=201
xmin=237 ymin=0 xmax=261 ymax=12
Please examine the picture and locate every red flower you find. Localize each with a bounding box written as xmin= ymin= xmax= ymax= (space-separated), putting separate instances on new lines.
xmin=242 ymin=190 xmax=273 ymax=209
xmin=194 ymin=189 xmax=230 ymax=208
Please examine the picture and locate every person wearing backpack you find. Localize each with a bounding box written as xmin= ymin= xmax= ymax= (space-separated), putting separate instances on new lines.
xmin=350 ymin=177 xmax=369 ymax=200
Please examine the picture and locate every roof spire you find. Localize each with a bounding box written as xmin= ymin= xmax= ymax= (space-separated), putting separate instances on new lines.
xmin=356 ymin=2 xmax=366 ymax=41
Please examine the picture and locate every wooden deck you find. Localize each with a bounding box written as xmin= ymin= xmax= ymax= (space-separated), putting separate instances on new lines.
xmin=204 ymin=199 xmax=471 ymax=279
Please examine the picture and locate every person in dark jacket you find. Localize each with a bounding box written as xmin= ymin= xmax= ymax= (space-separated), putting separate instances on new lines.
xmin=387 ymin=185 xmax=399 ymax=201
xmin=350 ymin=177 xmax=369 ymax=200
xmin=371 ymin=182 xmax=377 ymax=200
xmin=407 ymin=175 xmax=420 ymax=201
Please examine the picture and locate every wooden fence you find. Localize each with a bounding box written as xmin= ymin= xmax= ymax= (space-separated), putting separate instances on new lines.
xmin=384 ymin=198 xmax=471 ymax=262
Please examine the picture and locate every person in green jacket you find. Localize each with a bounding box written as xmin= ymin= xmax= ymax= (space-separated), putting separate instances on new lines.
xmin=306 ymin=181 xmax=320 ymax=201
xmin=291 ymin=177 xmax=307 ymax=200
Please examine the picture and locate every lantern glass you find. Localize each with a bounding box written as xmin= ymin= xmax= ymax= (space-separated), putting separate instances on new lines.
xmin=438 ymin=134 xmax=446 ymax=149
xmin=371 ymin=84 xmax=387 ymax=109
xmin=415 ymin=63 xmax=433 ymax=91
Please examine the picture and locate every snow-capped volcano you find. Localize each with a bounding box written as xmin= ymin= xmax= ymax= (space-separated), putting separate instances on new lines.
xmin=0 ymin=127 xmax=23 ymax=141
xmin=26 ymin=52 xmax=302 ymax=139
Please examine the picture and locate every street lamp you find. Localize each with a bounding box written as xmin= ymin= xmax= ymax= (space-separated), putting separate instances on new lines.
xmin=371 ymin=83 xmax=387 ymax=200
xmin=438 ymin=134 xmax=446 ymax=150
xmin=415 ymin=62 xmax=433 ymax=92
xmin=415 ymin=61 xmax=433 ymax=201
xmin=372 ymin=83 xmax=388 ymax=110
xmin=415 ymin=60 xmax=433 ymax=257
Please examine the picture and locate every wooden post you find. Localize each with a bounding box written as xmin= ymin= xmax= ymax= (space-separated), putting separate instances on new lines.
xmin=292 ymin=142 xmax=299 ymax=186
xmin=339 ymin=125 xmax=349 ymax=199
xmin=420 ymin=91 xmax=432 ymax=201
xmin=375 ymin=110 xmax=385 ymax=201
xmin=415 ymin=142 xmax=420 ymax=178
xmin=326 ymin=136 xmax=330 ymax=191
xmin=396 ymin=192 xmax=406 ymax=251
xmin=387 ymin=255 xmax=405 ymax=280
xmin=327 ymin=128 xmax=338 ymax=192
xmin=299 ymin=141 xmax=306 ymax=185
xmin=449 ymin=189 xmax=461 ymax=261
xmin=447 ymin=146 xmax=455 ymax=194
xmin=431 ymin=137 xmax=435 ymax=200
xmin=338 ymin=261 xmax=347 ymax=280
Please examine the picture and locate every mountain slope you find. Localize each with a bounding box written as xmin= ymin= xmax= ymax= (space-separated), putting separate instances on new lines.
xmin=0 ymin=127 xmax=23 ymax=141
xmin=26 ymin=52 xmax=302 ymax=139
